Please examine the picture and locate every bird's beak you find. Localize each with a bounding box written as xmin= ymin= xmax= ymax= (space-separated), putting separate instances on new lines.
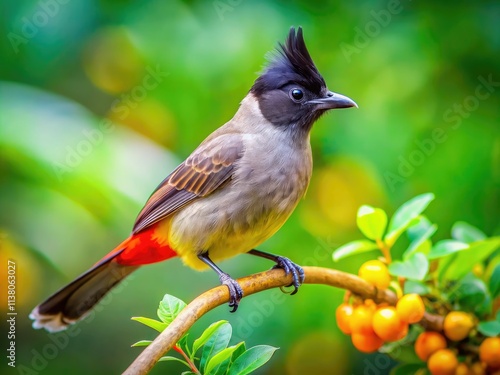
xmin=307 ymin=91 xmax=358 ymax=110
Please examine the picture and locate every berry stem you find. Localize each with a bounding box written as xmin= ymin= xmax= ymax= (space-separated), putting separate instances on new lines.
xmin=376 ymin=239 xmax=392 ymax=263
xmin=173 ymin=345 xmax=200 ymax=374
xmin=343 ymin=290 xmax=352 ymax=304
xmin=398 ymin=276 xmax=406 ymax=291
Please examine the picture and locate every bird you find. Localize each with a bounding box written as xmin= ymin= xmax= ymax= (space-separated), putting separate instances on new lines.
xmin=30 ymin=27 xmax=357 ymax=332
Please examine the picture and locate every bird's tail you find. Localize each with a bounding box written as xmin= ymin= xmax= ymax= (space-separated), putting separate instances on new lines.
xmin=30 ymin=224 xmax=177 ymax=332
xmin=30 ymin=248 xmax=138 ymax=332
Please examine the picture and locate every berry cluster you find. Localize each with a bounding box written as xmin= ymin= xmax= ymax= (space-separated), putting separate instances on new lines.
xmin=332 ymin=195 xmax=500 ymax=375
xmin=336 ymin=260 xmax=423 ymax=353
xmin=336 ymin=260 xmax=500 ymax=375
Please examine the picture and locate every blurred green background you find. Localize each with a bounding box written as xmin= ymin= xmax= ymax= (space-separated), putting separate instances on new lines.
xmin=1 ymin=0 xmax=499 ymax=374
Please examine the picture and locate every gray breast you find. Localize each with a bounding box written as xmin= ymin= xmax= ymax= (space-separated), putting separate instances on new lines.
xmin=231 ymin=128 xmax=312 ymax=218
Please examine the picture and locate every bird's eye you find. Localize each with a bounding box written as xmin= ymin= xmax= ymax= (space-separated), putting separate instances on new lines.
xmin=289 ymin=88 xmax=304 ymax=102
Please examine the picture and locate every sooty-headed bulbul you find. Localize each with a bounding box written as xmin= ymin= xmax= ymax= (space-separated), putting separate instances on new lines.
xmin=31 ymin=27 xmax=357 ymax=332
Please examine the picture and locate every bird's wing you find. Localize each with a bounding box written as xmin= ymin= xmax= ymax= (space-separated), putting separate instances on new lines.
xmin=132 ymin=133 xmax=244 ymax=234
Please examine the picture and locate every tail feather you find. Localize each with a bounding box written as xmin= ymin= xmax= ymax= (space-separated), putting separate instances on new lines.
xmin=30 ymin=249 xmax=138 ymax=332
xmin=31 ymin=224 xmax=176 ymax=332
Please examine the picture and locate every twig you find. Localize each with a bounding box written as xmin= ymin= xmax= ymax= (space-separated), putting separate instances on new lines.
xmin=123 ymin=266 xmax=444 ymax=375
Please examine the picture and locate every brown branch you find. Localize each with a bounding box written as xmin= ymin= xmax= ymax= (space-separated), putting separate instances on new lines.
xmin=123 ymin=266 xmax=444 ymax=375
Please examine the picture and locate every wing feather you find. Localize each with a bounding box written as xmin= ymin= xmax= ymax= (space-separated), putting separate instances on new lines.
xmin=132 ymin=134 xmax=244 ymax=233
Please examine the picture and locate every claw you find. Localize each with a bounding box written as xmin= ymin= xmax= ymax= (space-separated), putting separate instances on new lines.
xmin=197 ymin=252 xmax=244 ymax=312
xmin=272 ymin=256 xmax=305 ymax=295
xmin=219 ymin=273 xmax=243 ymax=312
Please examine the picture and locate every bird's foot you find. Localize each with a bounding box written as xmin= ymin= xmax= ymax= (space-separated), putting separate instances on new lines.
xmin=272 ymin=256 xmax=305 ymax=295
xmin=219 ymin=273 xmax=243 ymax=312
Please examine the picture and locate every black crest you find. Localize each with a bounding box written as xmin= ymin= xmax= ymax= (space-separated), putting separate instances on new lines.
xmin=251 ymin=27 xmax=326 ymax=96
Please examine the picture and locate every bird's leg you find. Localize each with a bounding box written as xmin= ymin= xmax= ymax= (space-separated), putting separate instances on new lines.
xmin=248 ymin=249 xmax=305 ymax=295
xmin=198 ymin=252 xmax=243 ymax=312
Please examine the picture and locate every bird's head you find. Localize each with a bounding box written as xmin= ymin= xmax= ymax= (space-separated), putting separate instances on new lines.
xmin=251 ymin=27 xmax=357 ymax=135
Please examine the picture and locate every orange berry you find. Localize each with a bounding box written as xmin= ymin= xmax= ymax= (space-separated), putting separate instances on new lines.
xmin=455 ymin=363 xmax=470 ymax=375
xmin=351 ymin=331 xmax=384 ymax=353
xmin=350 ymin=304 xmax=376 ymax=335
xmin=358 ymin=260 xmax=391 ymax=289
xmin=336 ymin=303 xmax=354 ymax=335
xmin=396 ymin=294 xmax=425 ymax=323
xmin=443 ymin=311 xmax=475 ymax=341
xmin=414 ymin=331 xmax=447 ymax=361
xmin=364 ymin=299 xmax=377 ymax=308
xmin=372 ymin=306 xmax=408 ymax=342
xmin=427 ymin=349 xmax=458 ymax=375
xmin=469 ymin=362 xmax=485 ymax=375
xmin=479 ymin=337 xmax=500 ymax=369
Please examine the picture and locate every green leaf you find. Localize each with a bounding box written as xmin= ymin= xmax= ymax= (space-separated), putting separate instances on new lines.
xmin=489 ymin=264 xmax=500 ymax=298
xmin=385 ymin=193 xmax=435 ymax=246
xmin=157 ymin=294 xmax=187 ymax=325
xmin=332 ymin=240 xmax=378 ymax=261
xmin=442 ymin=238 xmax=500 ymax=280
xmin=448 ymin=274 xmax=489 ymax=313
xmin=476 ymin=294 xmax=493 ymax=318
xmin=200 ymin=322 xmax=232 ymax=372
xmin=452 ymin=221 xmax=487 ymax=243
xmin=356 ymin=205 xmax=388 ymax=240
xmin=427 ymin=240 xmax=469 ymax=260
xmin=388 ymin=252 xmax=429 ymax=281
xmin=435 ymin=252 xmax=454 ymax=282
xmin=404 ymin=280 xmax=432 ymax=295
xmin=404 ymin=224 xmax=437 ymax=260
xmin=213 ymin=342 xmax=247 ymax=375
xmin=205 ymin=343 xmax=243 ymax=375
xmin=227 ymin=345 xmax=278 ymax=375
xmin=158 ymin=356 xmax=190 ymax=369
xmin=407 ymin=216 xmax=433 ymax=241
xmin=131 ymin=317 xmax=167 ymax=332
xmin=230 ymin=342 xmax=246 ymax=362
xmin=390 ymin=363 xmax=426 ymax=375
xmin=212 ymin=356 xmax=231 ymax=375
xmin=192 ymin=320 xmax=228 ymax=358
xmin=405 ymin=239 xmax=433 ymax=261
xmin=478 ymin=320 xmax=500 ymax=337
xmin=131 ymin=340 xmax=152 ymax=347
